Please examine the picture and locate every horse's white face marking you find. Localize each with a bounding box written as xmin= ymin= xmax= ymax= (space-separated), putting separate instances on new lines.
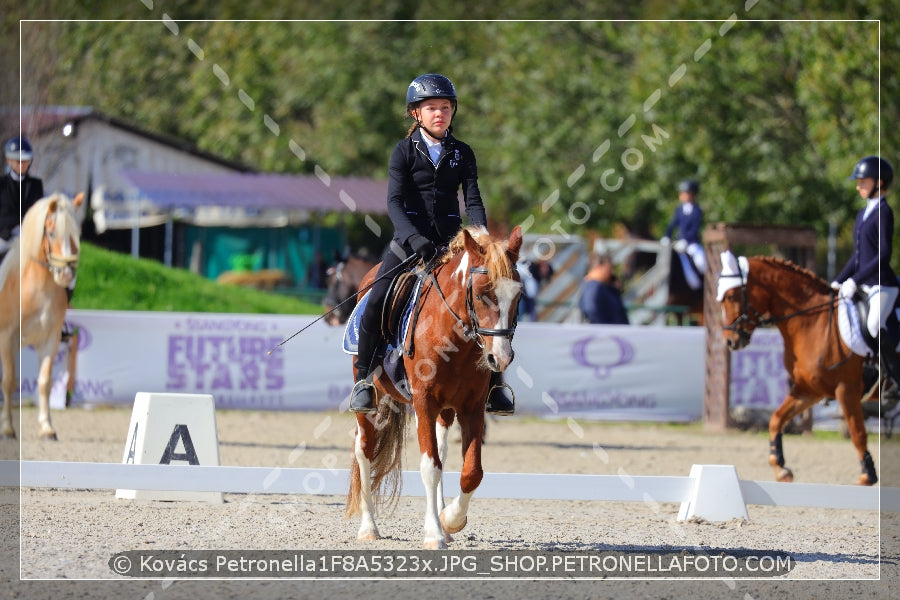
xmin=453 ymin=251 xmax=470 ymax=283
xmin=486 ymin=277 xmax=519 ymax=368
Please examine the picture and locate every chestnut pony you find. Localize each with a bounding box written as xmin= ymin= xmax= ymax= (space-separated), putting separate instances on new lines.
xmin=717 ymin=251 xmax=884 ymax=485
xmin=0 ymin=192 xmax=83 ymax=440
xmin=346 ymin=226 xmax=522 ymax=549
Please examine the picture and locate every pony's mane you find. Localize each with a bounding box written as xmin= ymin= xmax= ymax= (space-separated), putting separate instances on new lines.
xmin=20 ymin=193 xmax=80 ymax=264
xmin=444 ymin=226 xmax=515 ymax=283
xmin=752 ymin=255 xmax=831 ymax=295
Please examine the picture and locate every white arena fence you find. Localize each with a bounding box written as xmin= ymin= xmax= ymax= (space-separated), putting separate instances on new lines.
xmin=3 ymin=460 xmax=899 ymax=520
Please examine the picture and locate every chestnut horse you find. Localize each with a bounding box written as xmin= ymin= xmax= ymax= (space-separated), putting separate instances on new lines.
xmin=717 ymin=251 xmax=884 ymax=485
xmin=0 ymin=192 xmax=83 ymax=440
xmin=346 ymin=226 xmax=522 ymax=549
xmin=323 ymin=253 xmax=379 ymax=326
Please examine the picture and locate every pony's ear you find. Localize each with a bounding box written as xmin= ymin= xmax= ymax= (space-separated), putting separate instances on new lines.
xmin=507 ymin=226 xmax=523 ymax=260
xmin=73 ymin=192 xmax=85 ymax=209
xmin=462 ymin=228 xmax=485 ymax=258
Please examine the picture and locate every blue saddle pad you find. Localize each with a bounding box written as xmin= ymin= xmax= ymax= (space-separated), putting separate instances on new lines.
xmin=341 ymin=282 xmax=421 ymax=355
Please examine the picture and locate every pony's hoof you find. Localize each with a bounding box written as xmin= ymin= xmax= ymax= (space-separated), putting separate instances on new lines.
xmin=439 ymin=511 xmax=467 ymax=535
xmin=39 ymin=430 xmax=58 ymax=441
xmin=357 ymin=532 xmax=378 ymax=541
xmin=858 ymin=474 xmax=876 ymax=486
xmin=775 ymin=467 xmax=793 ymax=482
xmin=423 ymin=539 xmax=447 ymax=550
xmin=0 ymin=427 xmax=15 ymax=440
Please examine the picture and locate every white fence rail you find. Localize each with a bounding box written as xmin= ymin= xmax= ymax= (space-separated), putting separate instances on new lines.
xmin=4 ymin=460 xmax=898 ymax=517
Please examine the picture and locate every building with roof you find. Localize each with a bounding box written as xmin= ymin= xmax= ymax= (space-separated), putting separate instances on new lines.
xmin=2 ymin=106 xmax=389 ymax=289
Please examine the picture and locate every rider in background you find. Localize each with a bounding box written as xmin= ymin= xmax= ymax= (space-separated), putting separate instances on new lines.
xmin=660 ymin=179 xmax=707 ymax=286
xmin=832 ymin=156 xmax=900 ymax=392
xmin=0 ymin=135 xmax=44 ymax=263
xmin=349 ymin=73 xmax=515 ymax=416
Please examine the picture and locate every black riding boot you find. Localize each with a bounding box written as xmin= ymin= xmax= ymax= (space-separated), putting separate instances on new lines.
xmin=349 ymin=324 xmax=380 ymax=413
xmin=485 ymin=372 xmax=515 ymax=415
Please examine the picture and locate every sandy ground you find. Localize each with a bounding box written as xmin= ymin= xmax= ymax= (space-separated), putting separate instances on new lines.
xmin=2 ymin=405 xmax=900 ymax=599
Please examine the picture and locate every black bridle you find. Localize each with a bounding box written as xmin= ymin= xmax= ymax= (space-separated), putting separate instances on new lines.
xmin=426 ymin=264 xmax=518 ymax=348
xmin=719 ymin=266 xmax=845 ymax=367
xmin=719 ymin=271 xmax=766 ymax=347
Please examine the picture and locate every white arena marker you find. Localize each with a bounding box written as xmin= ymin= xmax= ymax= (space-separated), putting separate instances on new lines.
xmin=678 ymin=464 xmax=749 ymax=522
xmin=115 ymin=392 xmax=223 ymax=504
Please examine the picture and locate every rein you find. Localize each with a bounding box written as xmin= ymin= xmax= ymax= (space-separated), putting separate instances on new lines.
xmin=267 ymin=253 xmax=419 ymax=354
xmin=720 ymin=270 xmax=850 ymax=369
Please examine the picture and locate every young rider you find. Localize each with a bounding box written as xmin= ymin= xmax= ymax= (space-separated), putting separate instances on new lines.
xmin=832 ymin=155 xmax=900 ymax=392
xmin=348 ymin=73 xmax=515 ymax=415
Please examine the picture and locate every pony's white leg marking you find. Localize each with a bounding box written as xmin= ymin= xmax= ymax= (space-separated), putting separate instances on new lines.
xmin=435 ymin=419 xmax=451 ymax=513
xmin=420 ymin=452 xmax=446 ymax=549
xmin=440 ymin=490 xmax=474 ymax=534
xmin=354 ymin=430 xmax=379 ymax=541
xmin=36 ymin=352 xmax=56 ymax=439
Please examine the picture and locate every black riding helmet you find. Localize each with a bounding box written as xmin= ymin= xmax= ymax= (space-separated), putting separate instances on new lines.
xmin=406 ymin=73 xmax=457 ymax=116
xmin=848 ymin=156 xmax=893 ymax=196
xmin=4 ymin=135 xmax=34 ymax=161
xmin=677 ymin=179 xmax=700 ymax=194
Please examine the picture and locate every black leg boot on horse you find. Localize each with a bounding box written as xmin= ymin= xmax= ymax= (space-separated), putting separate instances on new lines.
xmin=485 ymin=372 xmax=515 ymax=415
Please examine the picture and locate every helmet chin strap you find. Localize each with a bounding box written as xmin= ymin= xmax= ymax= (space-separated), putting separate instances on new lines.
xmin=868 ymin=182 xmax=882 ymax=200
xmin=417 ymin=122 xmax=448 ymax=143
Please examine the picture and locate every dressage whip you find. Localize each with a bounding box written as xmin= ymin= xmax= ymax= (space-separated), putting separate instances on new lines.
xmin=266 ymin=252 xmax=420 ymax=355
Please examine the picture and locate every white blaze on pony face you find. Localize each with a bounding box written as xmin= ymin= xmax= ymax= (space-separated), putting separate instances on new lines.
xmin=45 ymin=199 xmax=81 ymax=288
xmin=487 ymin=276 xmax=520 ymax=369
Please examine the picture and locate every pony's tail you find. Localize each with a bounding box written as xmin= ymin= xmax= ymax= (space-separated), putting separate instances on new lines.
xmin=345 ymin=395 xmax=408 ymax=518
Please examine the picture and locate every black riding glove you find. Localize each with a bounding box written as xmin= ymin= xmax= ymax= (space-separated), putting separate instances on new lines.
xmin=409 ymin=234 xmax=437 ymax=261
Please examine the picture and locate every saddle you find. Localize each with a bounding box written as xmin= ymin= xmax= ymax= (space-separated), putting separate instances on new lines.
xmin=841 ymin=292 xmax=900 ymax=401
xmin=341 ymin=267 xmax=428 ymax=402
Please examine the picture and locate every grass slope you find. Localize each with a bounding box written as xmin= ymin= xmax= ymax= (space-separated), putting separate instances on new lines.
xmin=71 ymin=242 xmax=323 ymax=315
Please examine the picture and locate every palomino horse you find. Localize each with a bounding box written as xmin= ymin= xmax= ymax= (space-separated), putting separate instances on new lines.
xmin=0 ymin=192 xmax=83 ymax=440
xmin=717 ymin=251 xmax=882 ymax=485
xmin=323 ymin=253 xmax=379 ymax=326
xmin=346 ymin=226 xmax=522 ymax=549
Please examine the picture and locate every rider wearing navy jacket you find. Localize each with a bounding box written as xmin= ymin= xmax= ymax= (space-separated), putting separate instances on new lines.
xmin=349 ymin=73 xmax=515 ymax=415
xmin=832 ymin=155 xmax=900 ymax=391
xmin=661 ymin=179 xmax=707 ymax=275
xmin=0 ymin=136 xmax=44 ymax=262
